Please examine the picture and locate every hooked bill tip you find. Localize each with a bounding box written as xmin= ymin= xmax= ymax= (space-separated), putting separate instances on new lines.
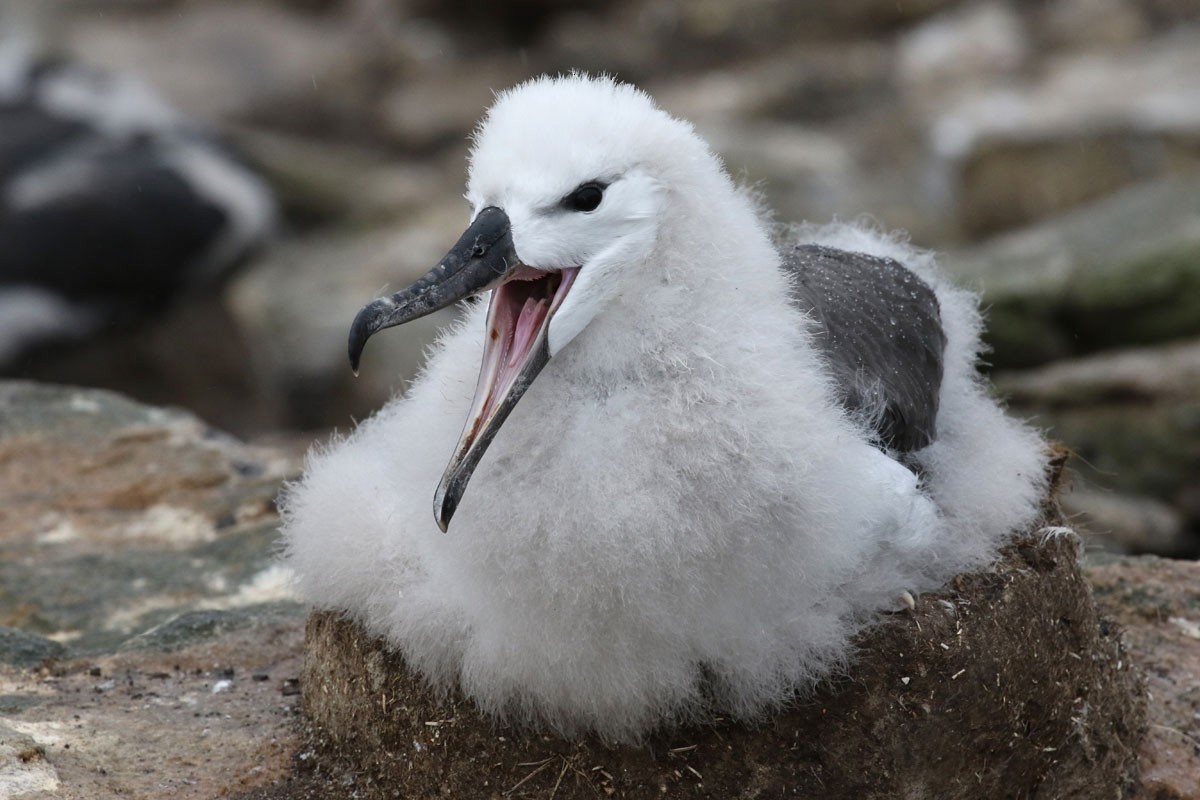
xmin=435 ymin=497 xmax=454 ymax=533
xmin=434 ymin=474 xmax=462 ymax=533
xmin=347 ymin=301 xmax=383 ymax=373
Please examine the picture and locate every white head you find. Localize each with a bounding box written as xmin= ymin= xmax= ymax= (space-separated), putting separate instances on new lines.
xmin=347 ymin=74 xmax=736 ymax=529
xmin=466 ymin=74 xmax=720 ymax=356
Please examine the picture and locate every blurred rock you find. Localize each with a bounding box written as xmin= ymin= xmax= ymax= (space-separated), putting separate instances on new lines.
xmin=1032 ymin=0 xmax=1150 ymax=51
xmin=228 ymin=126 xmax=451 ymax=227
xmin=8 ymin=294 xmax=280 ymax=437
xmin=227 ymin=211 xmax=467 ymax=430
xmin=1142 ymin=0 xmax=1200 ymax=26
xmin=0 ymin=626 xmax=66 ymax=668
xmin=0 ymin=723 xmax=59 ymax=796
xmin=1065 ymin=488 xmax=1191 ymax=557
xmin=118 ymin=608 xmax=272 ymax=653
xmin=650 ymin=44 xmax=894 ymax=125
xmin=404 ymin=0 xmax=601 ymax=46
xmin=926 ymin=34 xmax=1200 ymax=237
xmin=60 ymin=2 xmax=393 ymax=139
xmin=943 ymin=179 xmax=1200 ymax=367
xmin=0 ymin=381 xmax=301 ymax=654
xmin=1048 ymin=402 xmax=1200 ymax=527
xmin=996 ymin=337 xmax=1200 ymax=404
xmin=663 ymin=0 xmax=966 ymax=46
xmin=0 ymin=381 xmax=307 ymax=799
xmin=534 ymin=0 xmax=966 ymax=80
xmin=539 ymin=9 xmax=665 ymax=80
xmin=996 ymin=339 xmax=1200 ymax=545
xmin=378 ymin=58 xmax=531 ymax=151
xmin=896 ymin=2 xmax=1029 ymax=93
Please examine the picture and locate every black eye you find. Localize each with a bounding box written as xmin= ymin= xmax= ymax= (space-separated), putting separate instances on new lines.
xmin=565 ymin=182 xmax=604 ymax=213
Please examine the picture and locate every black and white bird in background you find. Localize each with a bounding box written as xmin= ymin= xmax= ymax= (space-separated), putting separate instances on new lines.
xmin=282 ymin=75 xmax=1048 ymax=742
xmin=0 ymin=32 xmax=276 ymax=367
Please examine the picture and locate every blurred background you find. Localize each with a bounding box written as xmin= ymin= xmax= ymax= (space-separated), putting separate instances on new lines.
xmin=2 ymin=0 xmax=1198 ymax=558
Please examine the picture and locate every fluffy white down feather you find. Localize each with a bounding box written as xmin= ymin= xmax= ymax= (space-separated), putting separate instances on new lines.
xmin=280 ymin=75 xmax=1048 ymax=742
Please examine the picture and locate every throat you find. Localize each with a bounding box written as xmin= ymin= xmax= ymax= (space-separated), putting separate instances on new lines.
xmin=499 ymin=271 xmax=559 ymax=367
xmin=493 ymin=270 xmax=562 ymax=369
xmin=470 ymin=268 xmax=577 ymax=428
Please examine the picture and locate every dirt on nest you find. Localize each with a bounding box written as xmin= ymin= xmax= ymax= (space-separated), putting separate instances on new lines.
xmin=265 ymin=529 xmax=1145 ymax=800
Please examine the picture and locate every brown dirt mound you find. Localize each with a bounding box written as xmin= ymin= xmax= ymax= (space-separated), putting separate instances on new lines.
xmin=298 ymin=529 xmax=1145 ymax=799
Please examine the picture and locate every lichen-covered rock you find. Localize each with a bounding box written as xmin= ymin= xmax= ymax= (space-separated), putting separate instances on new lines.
xmin=301 ymin=530 xmax=1145 ymax=799
xmin=941 ymin=179 xmax=1200 ymax=368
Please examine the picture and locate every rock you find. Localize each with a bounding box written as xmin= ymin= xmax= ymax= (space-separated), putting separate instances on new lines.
xmin=118 ymin=608 xmax=272 ymax=653
xmin=995 ymin=339 xmax=1200 ymax=543
xmin=60 ymin=2 xmax=392 ymax=137
xmin=0 ymin=381 xmax=308 ymax=799
xmin=300 ymin=529 xmax=1145 ymax=799
xmin=925 ymin=34 xmax=1200 ymax=237
xmin=539 ymin=10 xmax=666 ymax=82
xmin=650 ymin=44 xmax=894 ymax=125
xmin=661 ymin=0 xmax=963 ymax=43
xmin=0 ymin=381 xmax=301 ymax=655
xmin=1064 ymin=488 xmax=1191 ymax=557
xmin=1048 ymin=401 xmax=1200 ymax=524
xmin=941 ymin=179 xmax=1200 ymax=367
xmin=1087 ymin=555 xmax=1200 ymax=800
xmin=226 ymin=127 xmax=452 ymax=228
xmin=7 ymin=294 xmax=278 ymax=438
xmin=995 ymin=337 xmax=1200 ymax=404
xmin=1142 ymin=0 xmax=1200 ymax=26
xmin=896 ymin=2 xmax=1029 ymax=93
xmin=538 ymin=0 xmax=963 ymax=82
xmin=0 ymin=626 xmax=66 ymax=668
xmin=0 ymin=723 xmax=59 ymax=797
xmin=0 ymin=616 xmax=306 ymax=800
xmin=377 ymin=58 xmax=531 ymax=152
xmin=226 ymin=215 xmax=467 ymax=430
xmin=1032 ymin=0 xmax=1150 ymax=51
xmin=403 ymin=0 xmax=599 ymax=46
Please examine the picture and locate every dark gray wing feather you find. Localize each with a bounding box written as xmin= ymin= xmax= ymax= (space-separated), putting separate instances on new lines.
xmin=782 ymin=244 xmax=946 ymax=452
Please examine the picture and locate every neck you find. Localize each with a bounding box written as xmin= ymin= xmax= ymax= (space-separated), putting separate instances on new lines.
xmin=553 ymin=191 xmax=794 ymax=388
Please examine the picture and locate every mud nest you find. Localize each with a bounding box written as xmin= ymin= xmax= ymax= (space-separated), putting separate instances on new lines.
xmin=301 ymin=517 xmax=1145 ymax=800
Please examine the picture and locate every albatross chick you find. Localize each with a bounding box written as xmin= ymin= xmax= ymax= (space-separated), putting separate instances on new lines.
xmin=282 ymin=74 xmax=1048 ymax=742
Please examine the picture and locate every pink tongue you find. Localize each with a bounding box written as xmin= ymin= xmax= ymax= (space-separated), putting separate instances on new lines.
xmin=475 ymin=287 xmax=550 ymax=428
xmin=509 ymin=297 xmax=547 ymax=369
xmin=463 ymin=268 xmax=578 ymax=443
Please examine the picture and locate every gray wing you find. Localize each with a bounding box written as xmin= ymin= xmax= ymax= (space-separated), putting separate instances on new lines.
xmin=782 ymin=244 xmax=946 ymax=453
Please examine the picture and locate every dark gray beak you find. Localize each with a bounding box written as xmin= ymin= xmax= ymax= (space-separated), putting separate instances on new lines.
xmin=348 ymin=206 xmax=517 ymax=373
xmin=347 ymin=206 xmax=578 ymax=532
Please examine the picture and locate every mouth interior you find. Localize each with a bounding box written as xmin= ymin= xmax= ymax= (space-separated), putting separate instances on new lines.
xmin=465 ymin=266 xmax=579 ymax=441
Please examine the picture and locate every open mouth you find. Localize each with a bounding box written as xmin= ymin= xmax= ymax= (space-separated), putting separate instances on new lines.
xmin=345 ymin=206 xmax=580 ymax=531
xmin=467 ymin=267 xmax=580 ymax=436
